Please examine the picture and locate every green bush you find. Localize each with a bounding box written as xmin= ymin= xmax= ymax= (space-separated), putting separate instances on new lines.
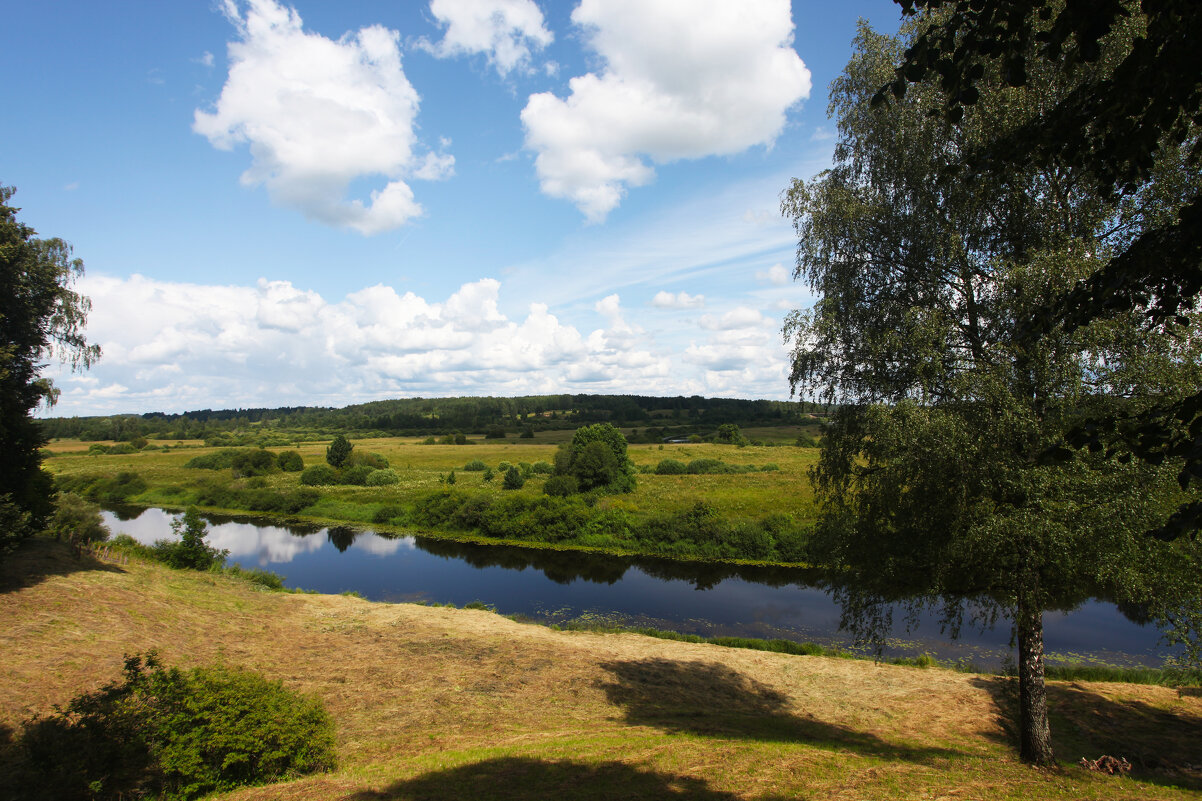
xmin=346 ymin=450 xmax=389 ymax=470
xmin=482 ymin=468 xmax=495 ymax=482
xmin=325 ymin=435 xmax=353 ymax=468
xmin=341 ymin=464 xmax=374 ymax=486
xmin=153 ymin=508 xmax=227 ymax=571
xmin=299 ymin=465 xmax=337 ymax=486
xmin=502 ymin=466 xmax=525 ymax=490
xmin=276 ymin=450 xmax=304 ymax=472
xmin=531 ymin=461 xmax=553 ymax=474
xmin=230 ymin=448 xmax=277 ymax=478
xmin=372 ymin=504 xmax=403 ymax=524
xmin=365 ymin=468 xmax=400 ymax=486
xmin=47 ymin=492 xmax=109 ymax=545
xmin=4 ymin=652 xmax=335 ymax=800
xmin=654 ymin=458 xmax=687 ymax=475
xmin=543 ymin=474 xmax=578 ymax=497
xmin=84 ymin=471 xmax=148 ymax=504
xmin=462 ymin=459 xmax=489 ymax=472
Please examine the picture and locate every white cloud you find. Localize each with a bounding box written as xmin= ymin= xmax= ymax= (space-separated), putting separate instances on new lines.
xmin=755 ymin=263 xmax=790 ymax=286
xmin=521 ymin=0 xmax=811 ymax=221
xmin=419 ymin=0 xmax=552 ymax=76
xmin=651 ymin=290 xmax=704 ymax=309
xmin=194 ymin=0 xmax=449 ymax=234
xmin=48 ymin=274 xmax=796 ymax=415
xmin=700 ymin=306 xmax=769 ymax=331
xmin=195 ymin=51 xmax=215 ymax=67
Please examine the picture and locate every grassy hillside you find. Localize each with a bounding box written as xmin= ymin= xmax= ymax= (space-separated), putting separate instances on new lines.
xmin=3 ymin=538 xmax=1200 ymax=800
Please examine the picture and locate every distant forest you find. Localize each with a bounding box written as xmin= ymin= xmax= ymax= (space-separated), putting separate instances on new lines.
xmin=38 ymin=394 xmax=828 ymax=444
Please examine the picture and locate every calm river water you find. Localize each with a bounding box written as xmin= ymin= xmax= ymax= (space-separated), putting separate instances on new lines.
xmin=102 ymin=507 xmax=1177 ymax=669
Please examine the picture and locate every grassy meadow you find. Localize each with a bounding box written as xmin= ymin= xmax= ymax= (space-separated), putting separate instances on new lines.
xmin=3 ymin=538 xmax=1200 ymax=800
xmin=43 ymin=431 xmax=823 ymax=562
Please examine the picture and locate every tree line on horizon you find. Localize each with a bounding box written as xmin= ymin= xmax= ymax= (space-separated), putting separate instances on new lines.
xmin=36 ymin=394 xmax=827 ymax=443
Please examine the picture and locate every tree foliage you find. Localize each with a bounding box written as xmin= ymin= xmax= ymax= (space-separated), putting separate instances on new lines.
xmin=3 ymin=652 xmax=336 ymax=800
xmin=784 ymin=18 xmax=1200 ymax=764
xmin=552 ymin=423 xmax=636 ymax=493
xmin=0 ymin=186 xmax=99 ymax=554
xmin=325 ymin=434 xmax=353 ymax=468
xmin=46 ymin=492 xmax=109 ymax=547
xmin=153 ymin=507 xmax=226 ymax=571
xmin=877 ymin=0 xmax=1202 ymax=538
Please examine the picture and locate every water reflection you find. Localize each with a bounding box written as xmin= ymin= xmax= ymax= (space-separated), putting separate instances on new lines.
xmin=99 ymin=507 xmax=1177 ymax=669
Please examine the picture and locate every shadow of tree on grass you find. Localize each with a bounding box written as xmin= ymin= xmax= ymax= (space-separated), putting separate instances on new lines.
xmin=0 ymin=538 xmax=126 ymax=594
xmin=342 ymin=757 xmax=788 ymax=801
xmin=597 ymin=658 xmax=961 ymax=761
xmin=970 ymin=675 xmax=1202 ymax=790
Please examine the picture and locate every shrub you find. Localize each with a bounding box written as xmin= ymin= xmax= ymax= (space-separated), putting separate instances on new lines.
xmin=484 ymin=426 xmax=507 ymax=439
xmin=105 ymin=442 xmax=138 ymax=455
xmin=497 ymin=461 xmax=512 ymax=472
xmin=531 ymin=461 xmax=553 ymax=474
xmin=230 ymin=448 xmax=277 ymax=478
xmin=463 ymin=459 xmax=488 ymax=471
xmin=46 ymin=492 xmax=109 ymax=546
xmin=365 ymin=468 xmax=400 ymax=486
xmin=760 ymin=463 xmax=780 ymax=472
xmin=518 ymin=462 xmax=534 ymax=478
xmin=502 ymin=466 xmax=525 ymax=490
xmin=153 ymin=508 xmax=226 ymax=571
xmin=346 ymin=450 xmax=388 ymax=470
xmin=277 ymin=450 xmax=304 ymax=472
xmin=795 ymin=431 xmax=819 ymax=448
xmin=482 ymin=468 xmax=495 ymax=482
xmin=520 ymin=426 xmax=534 ymax=439
xmin=447 ymin=470 xmax=457 ymax=486
xmin=6 ymin=652 xmax=335 ymax=800
xmin=340 ymin=464 xmax=374 ymax=486
xmin=85 ymin=471 xmax=147 ymax=504
xmin=543 ymin=474 xmax=578 ymax=497
xmin=372 ymin=504 xmax=403 ymax=524
xmin=685 ymin=458 xmax=729 ymax=474
xmin=299 ymin=464 xmax=338 ymax=486
xmin=654 ymin=458 xmax=687 ymax=475
xmin=325 ymin=435 xmax=353 ymax=468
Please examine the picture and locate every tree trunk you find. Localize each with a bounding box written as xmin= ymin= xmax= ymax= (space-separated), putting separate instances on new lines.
xmin=1016 ymin=596 xmax=1054 ymax=765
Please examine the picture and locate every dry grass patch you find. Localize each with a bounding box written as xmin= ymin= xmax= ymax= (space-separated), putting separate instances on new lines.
xmin=3 ymin=538 xmax=1200 ymax=801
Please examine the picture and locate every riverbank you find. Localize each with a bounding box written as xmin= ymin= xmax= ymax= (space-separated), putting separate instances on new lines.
xmin=45 ymin=437 xmax=821 ymax=565
xmin=3 ymin=537 xmax=1200 ymax=800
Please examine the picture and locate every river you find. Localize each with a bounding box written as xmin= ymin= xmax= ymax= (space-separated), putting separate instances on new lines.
xmin=102 ymin=507 xmax=1178 ymax=669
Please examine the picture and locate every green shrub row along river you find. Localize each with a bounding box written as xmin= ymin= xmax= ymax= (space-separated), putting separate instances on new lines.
xmin=46 ymin=426 xmax=822 ymax=564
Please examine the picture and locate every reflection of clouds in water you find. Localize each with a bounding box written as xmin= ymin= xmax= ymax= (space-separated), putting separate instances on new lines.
xmin=101 ymin=510 xmax=324 ymax=566
xmin=352 ymin=533 xmax=415 ymax=557
xmin=206 ymin=523 xmax=325 ymax=566
xmin=102 ymin=508 xmax=178 ymax=545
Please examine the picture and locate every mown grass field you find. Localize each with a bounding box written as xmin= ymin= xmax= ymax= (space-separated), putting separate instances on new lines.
xmin=43 ymin=433 xmax=822 ymax=539
xmin=3 ymin=538 xmax=1200 ymax=800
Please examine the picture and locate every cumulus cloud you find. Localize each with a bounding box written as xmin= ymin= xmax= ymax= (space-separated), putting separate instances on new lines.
xmin=650 ymin=290 xmax=704 ymax=309
xmin=700 ymin=306 xmax=769 ymax=331
xmin=50 ymin=275 xmax=796 ymax=415
xmin=419 ymin=0 xmax=553 ymax=76
xmin=194 ymin=0 xmax=449 ymax=234
xmin=521 ymin=0 xmax=811 ymax=221
xmin=755 ymin=263 xmax=790 ymax=286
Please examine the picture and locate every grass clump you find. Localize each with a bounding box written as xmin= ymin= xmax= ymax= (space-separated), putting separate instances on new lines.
xmin=1 ymin=651 xmax=335 ymax=801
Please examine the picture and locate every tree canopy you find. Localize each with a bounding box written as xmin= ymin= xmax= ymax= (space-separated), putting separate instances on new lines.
xmin=876 ymin=0 xmax=1202 ymax=538
xmin=0 ymin=185 xmax=99 ymax=555
xmin=783 ymin=18 xmax=1200 ymax=764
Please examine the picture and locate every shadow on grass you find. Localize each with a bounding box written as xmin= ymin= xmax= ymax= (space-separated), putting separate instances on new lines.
xmin=596 ymin=658 xmax=960 ymax=762
xmin=970 ymin=675 xmax=1202 ymax=790
xmin=0 ymin=537 xmax=126 ymax=594
xmin=343 ymin=757 xmax=789 ymax=801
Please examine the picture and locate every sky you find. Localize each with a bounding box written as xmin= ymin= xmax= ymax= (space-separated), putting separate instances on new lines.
xmin=2 ymin=0 xmax=903 ymax=417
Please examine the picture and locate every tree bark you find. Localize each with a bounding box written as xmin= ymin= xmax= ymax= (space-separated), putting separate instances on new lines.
xmin=1016 ymin=596 xmax=1054 ymax=765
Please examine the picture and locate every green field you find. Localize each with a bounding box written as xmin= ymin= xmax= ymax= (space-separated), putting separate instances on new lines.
xmin=44 ymin=431 xmax=823 ymax=563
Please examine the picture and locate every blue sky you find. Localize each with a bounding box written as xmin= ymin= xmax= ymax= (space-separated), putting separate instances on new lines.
xmin=3 ymin=0 xmax=902 ymax=416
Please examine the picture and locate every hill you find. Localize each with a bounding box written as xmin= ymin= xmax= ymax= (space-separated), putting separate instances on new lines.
xmin=2 ymin=538 xmax=1200 ymax=800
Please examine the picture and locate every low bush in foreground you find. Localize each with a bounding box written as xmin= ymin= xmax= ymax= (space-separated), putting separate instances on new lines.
xmin=2 ymin=652 xmax=336 ymax=800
